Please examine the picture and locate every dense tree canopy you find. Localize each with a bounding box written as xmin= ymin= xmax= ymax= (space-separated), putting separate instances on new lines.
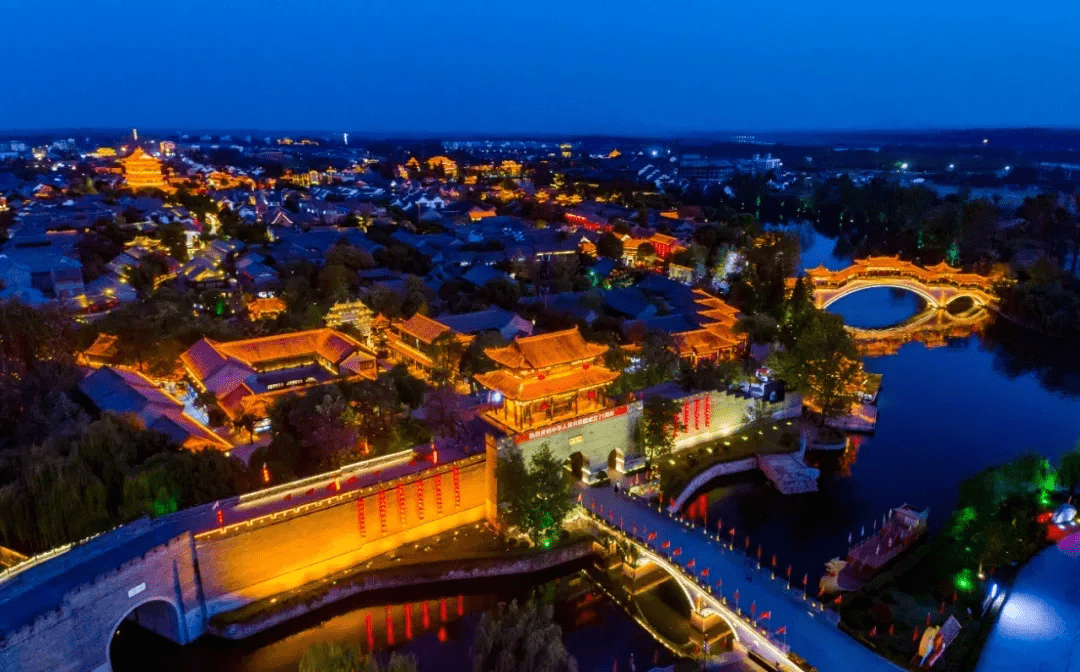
xmin=472 ymin=600 xmax=578 ymax=672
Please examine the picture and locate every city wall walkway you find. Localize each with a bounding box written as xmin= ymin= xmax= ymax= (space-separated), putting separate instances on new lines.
xmin=582 ymin=485 xmax=902 ymax=672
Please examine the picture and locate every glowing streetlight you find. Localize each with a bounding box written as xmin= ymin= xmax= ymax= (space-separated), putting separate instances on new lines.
xmin=900 ymin=162 xmax=909 ymax=170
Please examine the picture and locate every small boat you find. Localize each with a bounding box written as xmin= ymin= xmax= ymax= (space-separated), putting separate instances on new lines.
xmin=825 ymin=504 xmax=929 ymax=592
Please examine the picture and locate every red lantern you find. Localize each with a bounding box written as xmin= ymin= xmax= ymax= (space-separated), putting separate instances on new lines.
xmin=434 ymin=474 xmax=443 ymax=514
xmin=583 ymin=363 xmax=590 ymax=370
xmin=416 ymin=480 xmax=424 ymax=520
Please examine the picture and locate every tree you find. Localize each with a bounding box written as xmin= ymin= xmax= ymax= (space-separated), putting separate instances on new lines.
xmin=497 ymin=444 xmax=574 ymax=547
xmin=421 ymin=386 xmax=467 ymax=447
xmin=771 ymin=312 xmax=862 ymax=422
xmin=472 ymin=600 xmax=578 ymax=672
xmin=636 ymin=242 xmax=657 ymax=265
xmin=595 ymin=232 xmax=624 ymax=260
xmin=299 ymin=643 xmax=416 ymax=672
xmin=430 ymin=331 xmax=466 ymax=388
xmin=637 ymin=395 xmax=680 ymax=466
xmin=1059 ymin=446 xmax=1080 ymax=495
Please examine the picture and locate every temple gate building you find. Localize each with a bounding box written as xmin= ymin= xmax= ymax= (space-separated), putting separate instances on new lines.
xmin=474 ymin=327 xmax=619 ymax=434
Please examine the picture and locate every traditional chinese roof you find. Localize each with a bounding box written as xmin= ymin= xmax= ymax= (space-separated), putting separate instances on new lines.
xmin=474 ymin=367 xmax=619 ymax=402
xmin=396 ymin=313 xmax=452 ymax=345
xmin=79 ymin=367 xmax=230 ymax=450
xmin=484 ymin=327 xmax=608 ymax=370
xmin=673 ymin=329 xmax=741 ymax=356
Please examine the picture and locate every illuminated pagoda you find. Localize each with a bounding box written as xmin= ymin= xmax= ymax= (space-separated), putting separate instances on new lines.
xmin=475 ymin=327 xmax=618 ymax=433
xmin=385 ymin=313 xmax=473 ymax=382
xmin=119 ymin=147 xmax=169 ymax=192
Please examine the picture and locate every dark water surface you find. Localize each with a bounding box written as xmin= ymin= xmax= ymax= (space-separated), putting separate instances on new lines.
xmin=697 ymin=226 xmax=1080 ymax=584
xmin=112 ymin=570 xmax=681 ymax=672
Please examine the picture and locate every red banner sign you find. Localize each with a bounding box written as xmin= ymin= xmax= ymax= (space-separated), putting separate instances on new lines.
xmin=513 ymin=405 xmax=629 ymax=444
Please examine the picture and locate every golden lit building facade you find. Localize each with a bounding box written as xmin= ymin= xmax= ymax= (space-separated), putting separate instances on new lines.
xmin=475 ymin=327 xmax=619 ymax=433
xmin=180 ymin=329 xmax=377 ymax=427
xmin=671 ymin=290 xmax=746 ymax=365
xmin=120 ymin=147 xmax=170 ymax=192
xmin=385 ymin=314 xmax=473 ymax=381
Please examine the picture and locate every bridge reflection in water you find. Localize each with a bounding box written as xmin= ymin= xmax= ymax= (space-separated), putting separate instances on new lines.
xmin=847 ymin=303 xmax=994 ymax=357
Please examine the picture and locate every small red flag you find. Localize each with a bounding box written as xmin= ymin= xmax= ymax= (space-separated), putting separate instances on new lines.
xmin=803 ymin=573 xmax=808 ymax=586
xmin=734 ymin=589 xmax=740 ymax=601
xmin=869 ymin=625 xmax=877 ymax=637
xmin=834 ymin=595 xmax=842 ymax=605
xmin=673 ymin=547 xmax=682 ymax=557
xmin=750 ymin=601 xmax=756 ymax=616
xmin=662 ymin=540 xmax=671 ymax=549
xmin=759 ymin=611 xmax=771 ymax=621
xmin=757 ymin=544 xmax=762 ymax=560
xmin=786 ymin=565 xmax=792 ymax=579
xmin=888 ymin=624 xmax=895 ymax=636
xmin=701 ymin=567 xmax=710 ymax=578
xmin=913 ymin=626 xmax=920 ymax=642
xmin=776 ymin=625 xmax=787 ymax=635
xmin=648 ymin=531 xmax=657 ymax=541
xmin=687 ymin=558 xmax=695 ymax=568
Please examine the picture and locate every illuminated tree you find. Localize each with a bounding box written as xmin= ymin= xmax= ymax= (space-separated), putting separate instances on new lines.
xmin=430 ymin=331 xmax=466 ymax=388
xmin=771 ymin=312 xmax=861 ymax=422
xmin=497 ymin=444 xmax=573 ymax=547
xmin=636 ymin=395 xmax=680 ymax=464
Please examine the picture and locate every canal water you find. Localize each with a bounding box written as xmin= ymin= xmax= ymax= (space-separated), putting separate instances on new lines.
xmin=111 ymin=569 xmax=682 ymax=672
xmin=697 ymin=224 xmax=1080 ymax=586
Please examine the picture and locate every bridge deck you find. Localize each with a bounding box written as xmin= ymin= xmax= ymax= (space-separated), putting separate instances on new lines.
xmin=582 ymin=485 xmax=902 ymax=672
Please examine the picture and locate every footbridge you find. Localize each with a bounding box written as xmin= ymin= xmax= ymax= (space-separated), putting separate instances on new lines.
xmin=581 ymin=486 xmax=902 ymax=672
xmin=799 ymin=257 xmax=1000 ymax=311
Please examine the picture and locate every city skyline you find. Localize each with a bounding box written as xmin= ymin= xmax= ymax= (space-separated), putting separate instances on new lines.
xmin=4 ymin=0 xmax=1079 ymax=133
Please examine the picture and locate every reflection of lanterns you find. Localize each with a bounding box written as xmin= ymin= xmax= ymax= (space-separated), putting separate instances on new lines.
xmin=261 ymin=462 xmax=270 ymax=484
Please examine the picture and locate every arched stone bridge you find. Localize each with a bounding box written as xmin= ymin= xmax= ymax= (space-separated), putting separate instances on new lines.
xmin=798 ymin=256 xmax=1000 ymax=311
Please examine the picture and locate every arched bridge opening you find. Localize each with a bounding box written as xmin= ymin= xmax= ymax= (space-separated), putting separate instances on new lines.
xmin=108 ymin=598 xmax=184 ymax=672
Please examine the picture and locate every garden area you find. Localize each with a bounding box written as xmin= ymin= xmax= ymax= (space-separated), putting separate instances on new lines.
xmin=835 ymin=452 xmax=1071 ymax=671
xmin=659 ymin=420 xmax=802 ymax=498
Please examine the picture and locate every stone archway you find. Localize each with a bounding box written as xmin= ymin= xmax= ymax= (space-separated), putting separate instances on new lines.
xmin=608 ymin=448 xmax=623 ymax=473
xmin=108 ymin=598 xmax=184 ymax=671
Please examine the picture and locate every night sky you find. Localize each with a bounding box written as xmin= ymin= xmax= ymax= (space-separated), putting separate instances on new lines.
xmin=5 ymin=0 xmax=1078 ymax=133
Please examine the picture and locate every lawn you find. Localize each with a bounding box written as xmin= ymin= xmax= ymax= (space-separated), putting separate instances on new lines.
xmin=660 ymin=420 xmax=801 ymax=498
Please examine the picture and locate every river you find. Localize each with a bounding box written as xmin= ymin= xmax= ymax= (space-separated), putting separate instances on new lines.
xmin=696 ymin=224 xmax=1080 ymax=586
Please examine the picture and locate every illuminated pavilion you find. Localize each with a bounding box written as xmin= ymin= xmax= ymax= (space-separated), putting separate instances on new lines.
xmin=180 ymin=329 xmax=377 ymax=427
xmin=119 ymin=147 xmax=170 ymax=192
xmin=474 ymin=327 xmax=619 ymax=433
xmin=671 ymin=289 xmax=746 ymax=365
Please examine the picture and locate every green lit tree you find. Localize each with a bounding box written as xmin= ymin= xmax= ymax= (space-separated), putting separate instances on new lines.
xmin=497 ymin=444 xmax=574 ymax=547
xmin=1058 ymin=446 xmax=1080 ymax=496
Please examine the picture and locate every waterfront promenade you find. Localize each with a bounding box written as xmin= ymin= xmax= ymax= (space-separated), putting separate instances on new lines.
xmin=582 ymin=485 xmax=901 ymax=672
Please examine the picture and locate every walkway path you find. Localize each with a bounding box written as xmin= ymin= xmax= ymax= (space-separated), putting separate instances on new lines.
xmin=582 ymin=485 xmax=902 ymax=672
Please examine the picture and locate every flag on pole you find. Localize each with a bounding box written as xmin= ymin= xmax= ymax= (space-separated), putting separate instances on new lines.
xmin=687 ymin=558 xmax=696 ymax=569
xmin=759 ymin=611 xmax=772 ymax=621
xmin=848 ymin=532 xmax=852 ymax=544
xmin=834 ymin=594 xmax=842 ymax=605
xmin=673 ymin=547 xmax=682 ymax=557
xmin=802 ymin=573 xmax=808 ymax=586
xmin=648 ymin=531 xmax=657 ymax=541
xmin=771 ymin=553 xmax=777 ymax=568
xmin=786 ymin=565 xmax=792 ymax=579
xmin=869 ymin=625 xmax=877 ymax=637
xmin=734 ymin=589 xmax=740 ymax=601
xmin=750 ymin=601 xmax=756 ymax=617
xmin=701 ymin=567 xmax=709 ymax=578
xmin=757 ymin=544 xmax=762 ymax=560
xmin=729 ymin=527 xmax=735 ymax=537
xmin=661 ymin=540 xmax=671 ymax=549
xmin=776 ymin=626 xmax=787 ymax=635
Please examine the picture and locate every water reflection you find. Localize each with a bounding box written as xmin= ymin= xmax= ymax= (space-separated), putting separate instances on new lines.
xmin=111 ymin=569 xmax=681 ymax=672
xmin=695 ymin=225 xmax=1080 ymax=590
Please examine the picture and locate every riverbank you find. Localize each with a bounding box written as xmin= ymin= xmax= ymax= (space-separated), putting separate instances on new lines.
xmin=208 ymin=528 xmax=597 ymax=639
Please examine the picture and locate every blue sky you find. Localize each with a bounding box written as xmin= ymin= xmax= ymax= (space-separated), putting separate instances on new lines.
xmin=4 ymin=0 xmax=1078 ymax=133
